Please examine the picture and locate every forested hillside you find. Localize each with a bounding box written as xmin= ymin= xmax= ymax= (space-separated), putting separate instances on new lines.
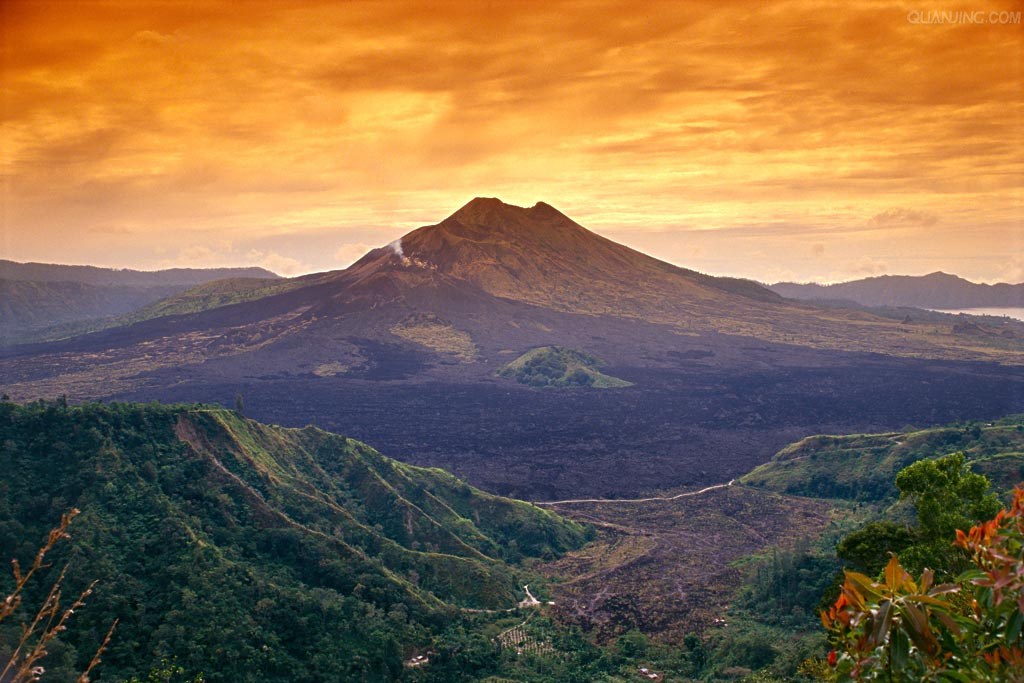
xmin=0 ymin=401 xmax=587 ymax=682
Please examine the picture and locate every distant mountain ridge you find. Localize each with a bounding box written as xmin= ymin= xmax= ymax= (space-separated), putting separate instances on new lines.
xmin=0 ymin=261 xmax=280 ymax=344
xmin=0 ymin=259 xmax=278 ymax=287
xmin=771 ymin=272 xmax=1024 ymax=309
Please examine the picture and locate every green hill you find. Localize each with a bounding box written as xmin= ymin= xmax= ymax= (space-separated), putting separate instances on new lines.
xmin=740 ymin=416 xmax=1024 ymax=501
xmin=124 ymin=277 xmax=301 ymax=323
xmin=0 ymin=401 xmax=587 ymax=682
xmin=498 ymin=346 xmax=632 ymax=388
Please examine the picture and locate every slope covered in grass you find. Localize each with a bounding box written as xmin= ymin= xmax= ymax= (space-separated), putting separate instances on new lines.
xmin=124 ymin=277 xmax=301 ymax=323
xmin=740 ymin=416 xmax=1024 ymax=501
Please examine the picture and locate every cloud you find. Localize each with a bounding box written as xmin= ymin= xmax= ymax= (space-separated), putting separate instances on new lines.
xmin=170 ymin=246 xmax=221 ymax=265
xmin=154 ymin=244 xmax=310 ymax=277
xmin=1 ymin=0 xmax=1020 ymax=283
xmin=868 ymin=209 xmax=939 ymax=228
xmin=850 ymin=258 xmax=891 ymax=278
xmin=993 ymin=255 xmax=1024 ymax=285
xmin=132 ymin=30 xmax=181 ymax=45
xmin=245 ymin=250 xmax=308 ymax=277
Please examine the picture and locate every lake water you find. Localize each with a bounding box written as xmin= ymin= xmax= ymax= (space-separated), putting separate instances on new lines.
xmin=929 ymin=307 xmax=1024 ymax=322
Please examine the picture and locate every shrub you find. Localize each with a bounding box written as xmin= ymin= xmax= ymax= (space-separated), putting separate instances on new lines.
xmin=821 ymin=485 xmax=1024 ymax=681
xmin=1 ymin=510 xmax=116 ymax=683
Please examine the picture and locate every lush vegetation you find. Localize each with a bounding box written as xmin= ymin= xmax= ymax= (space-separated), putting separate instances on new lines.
xmin=801 ymin=451 xmax=1019 ymax=681
xmin=823 ymin=484 xmax=1024 ymax=681
xmin=4 ymin=401 xmax=1021 ymax=682
xmin=0 ymin=400 xmax=588 ymax=682
xmin=741 ymin=417 xmax=1024 ymax=501
xmin=709 ymin=419 xmax=1024 ymax=682
xmin=498 ymin=346 xmax=632 ymax=388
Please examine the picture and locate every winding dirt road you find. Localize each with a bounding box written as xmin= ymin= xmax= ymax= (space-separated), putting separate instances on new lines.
xmin=534 ymin=479 xmax=736 ymax=506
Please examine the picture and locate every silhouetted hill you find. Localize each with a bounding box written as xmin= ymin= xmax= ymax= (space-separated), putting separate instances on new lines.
xmin=771 ymin=272 xmax=1024 ymax=309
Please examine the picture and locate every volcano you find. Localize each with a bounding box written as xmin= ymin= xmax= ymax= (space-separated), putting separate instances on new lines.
xmin=344 ymin=197 xmax=778 ymax=314
xmin=2 ymin=198 xmax=1023 ymax=498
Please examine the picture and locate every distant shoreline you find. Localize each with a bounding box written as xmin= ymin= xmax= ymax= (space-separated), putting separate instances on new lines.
xmin=929 ymin=307 xmax=1024 ymax=322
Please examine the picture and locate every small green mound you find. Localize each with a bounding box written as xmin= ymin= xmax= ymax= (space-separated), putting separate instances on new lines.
xmin=498 ymin=346 xmax=632 ymax=388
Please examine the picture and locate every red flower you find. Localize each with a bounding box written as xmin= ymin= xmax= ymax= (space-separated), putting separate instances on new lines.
xmin=828 ymin=650 xmax=838 ymax=667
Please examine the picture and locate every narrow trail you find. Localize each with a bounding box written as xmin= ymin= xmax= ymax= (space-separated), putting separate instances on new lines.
xmin=534 ymin=479 xmax=736 ymax=506
xmin=460 ymin=585 xmax=545 ymax=614
xmin=520 ymin=584 xmax=541 ymax=607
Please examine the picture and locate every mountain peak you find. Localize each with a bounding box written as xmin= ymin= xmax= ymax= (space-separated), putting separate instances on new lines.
xmin=446 ymin=196 xmax=560 ymax=227
xmin=442 ymin=198 xmax=580 ymax=240
xmin=525 ymin=200 xmax=568 ymax=221
xmin=922 ymin=271 xmax=963 ymax=281
xmin=448 ymin=197 xmax=515 ymax=223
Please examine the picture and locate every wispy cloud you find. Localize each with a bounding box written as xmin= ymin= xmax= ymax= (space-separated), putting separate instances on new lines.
xmin=868 ymin=209 xmax=939 ymax=228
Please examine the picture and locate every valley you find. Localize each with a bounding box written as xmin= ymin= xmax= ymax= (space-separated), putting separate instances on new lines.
xmin=109 ymin=352 xmax=1023 ymax=500
xmin=541 ymin=484 xmax=838 ymax=642
xmin=537 ymin=415 xmax=1024 ymax=640
xmin=5 ymin=401 xmax=1019 ymax=681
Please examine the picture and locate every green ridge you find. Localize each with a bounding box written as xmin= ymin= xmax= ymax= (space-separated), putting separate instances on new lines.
xmin=740 ymin=416 xmax=1024 ymax=501
xmin=0 ymin=400 xmax=587 ymax=682
xmin=124 ymin=277 xmax=300 ymax=323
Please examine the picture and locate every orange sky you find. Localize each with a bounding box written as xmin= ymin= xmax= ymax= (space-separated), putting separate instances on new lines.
xmin=1 ymin=0 xmax=1021 ymax=283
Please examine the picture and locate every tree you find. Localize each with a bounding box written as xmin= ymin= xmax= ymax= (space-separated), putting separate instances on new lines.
xmin=120 ymin=659 xmax=204 ymax=683
xmin=684 ymin=633 xmax=706 ymax=671
xmin=616 ymin=630 xmax=648 ymax=658
xmin=836 ymin=522 xmax=914 ymax=577
xmin=894 ymin=452 xmax=1001 ymax=574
